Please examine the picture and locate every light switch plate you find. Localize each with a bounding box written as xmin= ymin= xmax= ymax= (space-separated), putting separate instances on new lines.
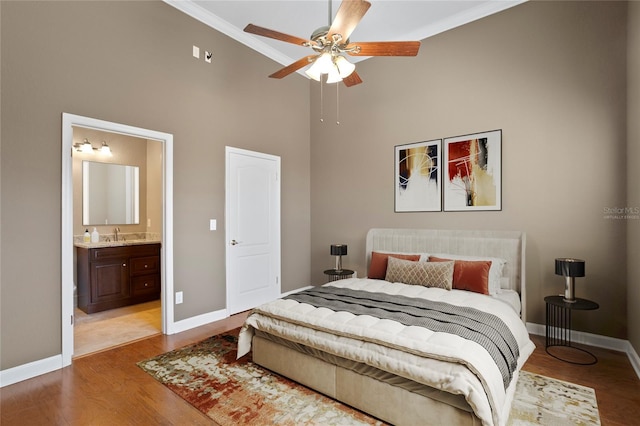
xmin=210 ymin=219 xmax=217 ymax=231
xmin=192 ymin=45 xmax=200 ymax=58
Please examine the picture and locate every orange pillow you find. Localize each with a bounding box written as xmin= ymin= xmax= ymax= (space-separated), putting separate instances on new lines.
xmin=429 ymin=256 xmax=492 ymax=295
xmin=369 ymin=252 xmax=421 ymax=279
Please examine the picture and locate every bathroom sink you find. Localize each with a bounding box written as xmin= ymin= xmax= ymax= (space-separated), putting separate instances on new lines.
xmin=74 ymin=238 xmax=160 ymax=248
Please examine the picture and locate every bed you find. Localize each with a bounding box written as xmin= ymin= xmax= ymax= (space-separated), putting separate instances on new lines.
xmin=238 ymin=229 xmax=535 ymax=426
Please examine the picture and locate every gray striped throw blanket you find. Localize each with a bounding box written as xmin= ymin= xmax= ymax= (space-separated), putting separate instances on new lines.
xmin=285 ymin=286 xmax=519 ymax=389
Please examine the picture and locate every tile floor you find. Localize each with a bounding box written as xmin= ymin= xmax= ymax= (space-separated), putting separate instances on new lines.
xmin=74 ymin=299 xmax=161 ymax=358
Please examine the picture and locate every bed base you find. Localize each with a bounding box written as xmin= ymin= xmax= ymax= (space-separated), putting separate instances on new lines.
xmin=253 ymin=335 xmax=482 ymax=426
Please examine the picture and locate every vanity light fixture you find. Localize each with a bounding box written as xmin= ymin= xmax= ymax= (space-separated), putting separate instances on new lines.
xmin=74 ymin=138 xmax=94 ymax=154
xmin=74 ymin=138 xmax=113 ymax=156
xmin=99 ymin=141 xmax=112 ymax=156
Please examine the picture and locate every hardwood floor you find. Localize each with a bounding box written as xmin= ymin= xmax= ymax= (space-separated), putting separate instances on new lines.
xmin=2 ymin=314 xmax=639 ymax=425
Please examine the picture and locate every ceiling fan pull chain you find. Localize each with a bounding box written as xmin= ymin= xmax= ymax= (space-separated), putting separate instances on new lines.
xmin=320 ymin=75 xmax=324 ymax=122
xmin=336 ymin=81 xmax=340 ymax=125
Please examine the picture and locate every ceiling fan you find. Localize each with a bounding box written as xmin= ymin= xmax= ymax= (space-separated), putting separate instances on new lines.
xmin=244 ymin=0 xmax=421 ymax=87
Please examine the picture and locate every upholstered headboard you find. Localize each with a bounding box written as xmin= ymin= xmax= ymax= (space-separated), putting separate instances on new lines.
xmin=365 ymin=228 xmax=527 ymax=321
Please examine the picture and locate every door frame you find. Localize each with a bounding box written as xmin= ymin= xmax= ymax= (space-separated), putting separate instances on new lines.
xmin=225 ymin=146 xmax=281 ymax=314
xmin=61 ymin=113 xmax=174 ymax=367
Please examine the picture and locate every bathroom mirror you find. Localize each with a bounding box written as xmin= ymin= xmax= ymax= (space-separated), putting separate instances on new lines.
xmin=82 ymin=161 xmax=140 ymax=225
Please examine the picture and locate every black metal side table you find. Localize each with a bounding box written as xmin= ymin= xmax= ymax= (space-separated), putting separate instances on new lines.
xmin=545 ymin=295 xmax=599 ymax=365
xmin=324 ymin=269 xmax=354 ymax=282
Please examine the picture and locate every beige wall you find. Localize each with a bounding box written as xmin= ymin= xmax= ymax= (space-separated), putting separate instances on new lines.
xmin=0 ymin=0 xmax=311 ymax=370
xmin=628 ymin=1 xmax=640 ymax=355
xmin=310 ymin=1 xmax=628 ymax=338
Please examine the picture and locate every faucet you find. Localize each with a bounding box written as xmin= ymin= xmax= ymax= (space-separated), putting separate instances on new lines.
xmin=114 ymin=227 xmax=120 ymax=242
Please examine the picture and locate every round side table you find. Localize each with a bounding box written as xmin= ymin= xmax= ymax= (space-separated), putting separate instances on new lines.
xmin=544 ymin=295 xmax=599 ymax=365
xmin=324 ymin=269 xmax=354 ymax=282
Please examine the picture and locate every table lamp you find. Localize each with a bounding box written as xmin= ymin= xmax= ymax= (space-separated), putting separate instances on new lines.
xmin=555 ymin=258 xmax=585 ymax=303
xmin=330 ymin=244 xmax=348 ymax=272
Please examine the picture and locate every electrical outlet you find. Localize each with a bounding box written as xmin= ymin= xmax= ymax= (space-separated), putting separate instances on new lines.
xmin=175 ymin=291 xmax=183 ymax=304
xmin=192 ymin=45 xmax=200 ymax=59
xmin=147 ymin=218 xmax=151 ymax=228
xmin=205 ymin=51 xmax=212 ymax=63
xmin=210 ymin=219 xmax=217 ymax=231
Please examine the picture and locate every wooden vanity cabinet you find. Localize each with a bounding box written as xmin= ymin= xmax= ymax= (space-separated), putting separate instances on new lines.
xmin=77 ymin=243 xmax=161 ymax=314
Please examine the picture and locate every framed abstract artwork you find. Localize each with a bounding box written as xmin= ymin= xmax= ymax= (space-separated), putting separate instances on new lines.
xmin=443 ymin=129 xmax=502 ymax=211
xmin=395 ymin=139 xmax=442 ymax=212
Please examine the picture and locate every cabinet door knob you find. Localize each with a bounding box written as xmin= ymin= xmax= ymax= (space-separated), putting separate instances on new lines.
xmin=122 ymin=263 xmax=127 ymax=267
xmin=231 ymin=239 xmax=240 ymax=245
xmin=144 ymin=264 xmax=148 ymax=268
xmin=144 ymin=282 xmax=149 ymax=287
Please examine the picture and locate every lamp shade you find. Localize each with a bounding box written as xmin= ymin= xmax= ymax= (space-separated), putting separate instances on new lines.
xmin=305 ymin=53 xmax=333 ymax=81
xmin=330 ymin=244 xmax=347 ymax=256
xmin=555 ymin=258 xmax=585 ymax=277
xmin=99 ymin=141 xmax=112 ymax=156
xmin=334 ymin=55 xmax=355 ymax=78
xmin=80 ymin=139 xmax=94 ymax=154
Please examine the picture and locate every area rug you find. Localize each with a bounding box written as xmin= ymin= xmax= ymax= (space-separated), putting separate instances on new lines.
xmin=509 ymin=371 xmax=600 ymax=426
xmin=138 ymin=330 xmax=600 ymax=425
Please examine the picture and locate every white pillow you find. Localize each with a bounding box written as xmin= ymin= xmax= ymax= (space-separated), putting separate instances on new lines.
xmin=429 ymin=253 xmax=506 ymax=295
xmin=371 ymin=250 xmax=430 ymax=262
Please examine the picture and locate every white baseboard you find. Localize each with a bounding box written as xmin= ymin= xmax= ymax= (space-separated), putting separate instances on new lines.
xmin=281 ymin=286 xmax=313 ymax=297
xmin=0 ymin=355 xmax=63 ymax=388
xmin=170 ymin=308 xmax=228 ymax=335
xmin=168 ymin=287 xmax=314 ymax=335
xmin=527 ymin=322 xmax=640 ymax=379
xmin=626 ymin=341 xmax=640 ymax=379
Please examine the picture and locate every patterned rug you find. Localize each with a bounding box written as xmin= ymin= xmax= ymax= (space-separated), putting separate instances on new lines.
xmin=510 ymin=371 xmax=600 ymax=426
xmin=138 ymin=330 xmax=600 ymax=425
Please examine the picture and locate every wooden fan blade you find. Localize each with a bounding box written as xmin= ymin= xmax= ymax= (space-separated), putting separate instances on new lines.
xmin=327 ymin=0 xmax=371 ymax=43
xmin=342 ymin=71 xmax=363 ymax=87
xmin=244 ymin=23 xmax=313 ymax=47
xmin=269 ymin=55 xmax=318 ymax=79
xmin=346 ymin=41 xmax=421 ymax=56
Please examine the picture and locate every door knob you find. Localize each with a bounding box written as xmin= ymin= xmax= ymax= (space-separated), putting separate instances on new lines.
xmin=231 ymin=240 xmax=240 ymax=245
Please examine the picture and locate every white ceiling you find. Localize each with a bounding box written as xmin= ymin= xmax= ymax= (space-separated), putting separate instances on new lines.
xmin=164 ymin=0 xmax=526 ymax=75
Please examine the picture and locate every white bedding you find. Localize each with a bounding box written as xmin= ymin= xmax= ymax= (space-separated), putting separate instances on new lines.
xmin=238 ymin=278 xmax=535 ymax=426
xmin=494 ymin=289 xmax=521 ymax=315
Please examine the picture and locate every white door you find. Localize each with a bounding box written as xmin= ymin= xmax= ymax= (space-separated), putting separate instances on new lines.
xmin=226 ymin=147 xmax=281 ymax=315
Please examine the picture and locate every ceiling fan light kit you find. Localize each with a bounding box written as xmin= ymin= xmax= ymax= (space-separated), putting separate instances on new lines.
xmin=305 ymin=53 xmax=355 ymax=82
xmin=244 ymin=0 xmax=420 ymax=87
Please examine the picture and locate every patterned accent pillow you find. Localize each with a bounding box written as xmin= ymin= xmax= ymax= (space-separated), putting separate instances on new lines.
xmin=385 ymin=256 xmax=454 ymax=290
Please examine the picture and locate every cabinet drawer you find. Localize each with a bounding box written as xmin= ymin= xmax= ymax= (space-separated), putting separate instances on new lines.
xmin=130 ymin=256 xmax=160 ymax=276
xmin=90 ymin=243 xmax=160 ymax=261
xmin=129 ymin=243 xmax=161 ymax=257
xmin=91 ymin=246 xmax=128 ymax=261
xmin=131 ymin=275 xmax=160 ymax=296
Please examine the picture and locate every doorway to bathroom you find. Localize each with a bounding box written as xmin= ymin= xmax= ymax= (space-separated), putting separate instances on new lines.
xmin=71 ymin=127 xmax=164 ymax=357
xmin=61 ymin=113 xmax=175 ymax=366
